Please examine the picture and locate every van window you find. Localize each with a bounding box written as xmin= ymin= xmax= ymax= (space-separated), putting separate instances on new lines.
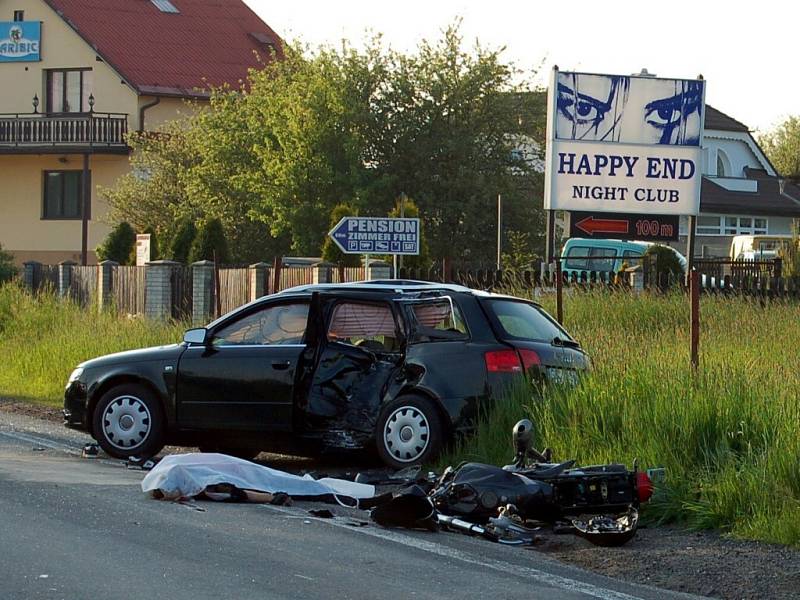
xmin=565 ymin=245 xmax=617 ymax=272
xmin=588 ymin=247 xmax=617 ymax=271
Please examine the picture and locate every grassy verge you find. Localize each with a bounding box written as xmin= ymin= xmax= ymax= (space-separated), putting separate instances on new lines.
xmin=4 ymin=281 xmax=800 ymax=545
xmin=0 ymin=284 xmax=186 ymax=405
xmin=443 ymin=288 xmax=800 ymax=546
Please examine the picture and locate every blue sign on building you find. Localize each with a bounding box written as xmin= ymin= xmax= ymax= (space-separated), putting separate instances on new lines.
xmin=0 ymin=21 xmax=41 ymax=63
xmin=329 ymin=217 xmax=420 ymax=255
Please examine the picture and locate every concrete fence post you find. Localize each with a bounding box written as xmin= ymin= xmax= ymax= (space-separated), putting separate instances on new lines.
xmin=22 ymin=261 xmax=41 ymax=291
xmin=97 ymin=260 xmax=118 ymax=311
xmin=58 ymin=260 xmax=77 ymax=298
xmin=145 ymin=260 xmax=180 ymax=320
xmin=191 ymin=260 xmax=215 ymax=325
xmin=248 ymin=262 xmax=269 ymax=301
xmin=367 ymin=260 xmax=391 ymax=281
xmin=312 ymin=262 xmax=333 ymax=285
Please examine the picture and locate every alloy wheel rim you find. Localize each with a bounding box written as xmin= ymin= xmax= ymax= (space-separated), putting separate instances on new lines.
xmin=383 ymin=406 xmax=430 ymax=463
xmin=102 ymin=395 xmax=151 ymax=450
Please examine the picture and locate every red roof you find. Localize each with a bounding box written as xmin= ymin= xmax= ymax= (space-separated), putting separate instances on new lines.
xmin=43 ymin=0 xmax=282 ymax=97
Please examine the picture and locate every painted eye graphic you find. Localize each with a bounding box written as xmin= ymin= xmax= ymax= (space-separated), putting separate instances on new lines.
xmin=557 ymin=84 xmax=609 ymax=126
xmin=645 ymin=104 xmax=682 ymax=128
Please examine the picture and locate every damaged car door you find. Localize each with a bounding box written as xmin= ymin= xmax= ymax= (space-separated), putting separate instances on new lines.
xmin=176 ymin=300 xmax=310 ymax=431
xmin=298 ymin=293 xmax=405 ymax=450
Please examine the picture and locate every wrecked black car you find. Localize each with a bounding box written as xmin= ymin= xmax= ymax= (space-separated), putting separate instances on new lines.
xmin=64 ymin=281 xmax=589 ymax=468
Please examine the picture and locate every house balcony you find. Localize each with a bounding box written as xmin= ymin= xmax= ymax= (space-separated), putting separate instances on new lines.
xmin=0 ymin=112 xmax=130 ymax=155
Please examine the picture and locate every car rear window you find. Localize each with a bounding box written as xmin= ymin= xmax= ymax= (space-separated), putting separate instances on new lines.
xmin=486 ymin=299 xmax=570 ymax=342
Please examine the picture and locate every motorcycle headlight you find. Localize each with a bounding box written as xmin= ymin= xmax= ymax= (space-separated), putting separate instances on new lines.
xmin=67 ymin=367 xmax=84 ymax=383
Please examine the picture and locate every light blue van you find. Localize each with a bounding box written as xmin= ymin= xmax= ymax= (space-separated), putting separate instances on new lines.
xmin=560 ymin=238 xmax=686 ymax=281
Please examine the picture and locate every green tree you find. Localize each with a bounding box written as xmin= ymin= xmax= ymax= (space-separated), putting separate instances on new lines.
xmin=759 ymin=116 xmax=800 ymax=183
xmin=190 ymin=218 xmax=231 ymax=264
xmin=101 ymin=24 xmax=545 ymax=263
xmin=501 ymin=230 xmax=538 ymax=270
xmin=321 ymin=204 xmax=361 ymax=266
xmin=0 ymin=244 xmax=17 ymax=284
xmin=168 ymin=218 xmax=197 ymax=264
xmin=96 ymin=222 xmax=136 ymax=265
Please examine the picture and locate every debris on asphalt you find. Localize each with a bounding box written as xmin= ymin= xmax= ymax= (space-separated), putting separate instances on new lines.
xmin=308 ymin=509 xmax=335 ymax=519
xmin=81 ymin=443 xmax=99 ymax=458
xmin=126 ymin=456 xmax=159 ymax=471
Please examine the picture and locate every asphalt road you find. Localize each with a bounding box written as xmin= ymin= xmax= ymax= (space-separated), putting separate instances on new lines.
xmin=0 ymin=409 xmax=705 ymax=600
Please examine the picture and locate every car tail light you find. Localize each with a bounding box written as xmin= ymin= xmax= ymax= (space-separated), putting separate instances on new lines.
xmin=517 ymin=349 xmax=541 ymax=370
xmin=636 ymin=471 xmax=653 ymax=503
xmin=484 ymin=350 xmax=522 ymax=373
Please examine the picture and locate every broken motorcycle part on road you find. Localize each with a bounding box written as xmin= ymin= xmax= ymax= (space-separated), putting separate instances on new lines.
xmin=370 ymin=419 xmax=652 ymax=547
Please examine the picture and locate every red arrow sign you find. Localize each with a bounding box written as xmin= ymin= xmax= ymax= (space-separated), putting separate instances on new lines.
xmin=575 ymin=216 xmax=630 ymax=236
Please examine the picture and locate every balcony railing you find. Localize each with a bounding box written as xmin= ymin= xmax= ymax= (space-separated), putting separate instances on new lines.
xmin=0 ymin=112 xmax=129 ymax=150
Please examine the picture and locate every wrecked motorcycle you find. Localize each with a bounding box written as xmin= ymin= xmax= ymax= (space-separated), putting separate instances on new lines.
xmin=371 ymin=419 xmax=653 ymax=547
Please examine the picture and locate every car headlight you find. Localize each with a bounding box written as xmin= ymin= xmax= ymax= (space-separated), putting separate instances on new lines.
xmin=67 ymin=367 xmax=84 ymax=383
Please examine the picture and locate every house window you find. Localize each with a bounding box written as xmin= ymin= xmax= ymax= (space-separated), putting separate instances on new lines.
xmin=13 ymin=10 xmax=24 ymax=21
xmin=151 ymin=0 xmax=179 ymax=13
xmin=696 ymin=215 xmax=769 ymax=236
xmin=46 ymin=69 xmax=93 ymax=113
xmin=43 ymin=171 xmax=90 ymax=220
xmin=716 ymin=154 xmax=726 ymax=177
xmin=696 ymin=216 xmax=721 ymax=235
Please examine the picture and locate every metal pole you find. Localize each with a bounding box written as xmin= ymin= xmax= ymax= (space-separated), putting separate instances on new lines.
xmin=690 ymin=270 xmax=700 ymax=370
xmin=686 ymin=214 xmax=697 ymax=286
xmin=399 ymin=194 xmax=405 ymax=272
xmin=556 ymin=260 xmax=563 ymax=325
xmin=496 ymin=194 xmax=502 ymax=270
xmin=545 ymin=210 xmax=556 ymax=264
xmin=81 ymin=153 xmax=90 ymax=266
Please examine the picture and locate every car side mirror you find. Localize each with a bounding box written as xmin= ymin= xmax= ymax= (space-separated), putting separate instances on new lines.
xmin=183 ymin=328 xmax=208 ymax=345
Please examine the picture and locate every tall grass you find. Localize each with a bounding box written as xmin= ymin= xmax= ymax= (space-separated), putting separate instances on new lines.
xmin=3 ymin=281 xmax=800 ymax=545
xmin=444 ymin=287 xmax=800 ymax=546
xmin=0 ymin=284 xmax=186 ymax=404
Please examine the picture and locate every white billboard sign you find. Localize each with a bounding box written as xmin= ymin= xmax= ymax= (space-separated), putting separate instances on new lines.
xmin=544 ymin=70 xmax=706 ymax=216
xmin=135 ymin=234 xmax=151 ymax=266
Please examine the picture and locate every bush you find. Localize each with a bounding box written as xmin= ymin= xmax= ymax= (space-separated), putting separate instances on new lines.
xmin=169 ymin=219 xmax=197 ymax=264
xmin=96 ymin=222 xmax=136 ymax=265
xmin=321 ymin=204 xmax=360 ymax=266
xmin=644 ymin=244 xmax=684 ymax=286
xmin=0 ymin=244 xmax=17 ymax=284
xmin=189 ymin=218 xmax=231 ymax=264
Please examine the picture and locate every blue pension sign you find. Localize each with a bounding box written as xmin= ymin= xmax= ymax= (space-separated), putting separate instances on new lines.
xmin=329 ymin=217 xmax=420 ymax=255
xmin=544 ymin=70 xmax=706 ymax=216
xmin=0 ymin=21 xmax=41 ymax=62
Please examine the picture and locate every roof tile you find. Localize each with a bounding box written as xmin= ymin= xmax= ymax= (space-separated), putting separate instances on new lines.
xmin=43 ymin=0 xmax=281 ymax=97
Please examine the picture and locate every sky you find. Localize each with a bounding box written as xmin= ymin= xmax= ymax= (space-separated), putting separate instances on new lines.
xmin=243 ymin=0 xmax=795 ymax=135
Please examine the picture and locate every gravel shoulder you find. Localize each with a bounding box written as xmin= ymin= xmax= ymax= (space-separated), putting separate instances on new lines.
xmin=3 ymin=397 xmax=799 ymax=600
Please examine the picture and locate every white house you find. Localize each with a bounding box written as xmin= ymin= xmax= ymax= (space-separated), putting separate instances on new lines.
xmin=676 ymin=106 xmax=800 ymax=257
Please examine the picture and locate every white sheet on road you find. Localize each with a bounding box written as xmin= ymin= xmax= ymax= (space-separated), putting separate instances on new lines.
xmin=141 ymin=453 xmax=375 ymax=500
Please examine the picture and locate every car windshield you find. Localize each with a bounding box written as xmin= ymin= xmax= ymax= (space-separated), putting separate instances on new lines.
xmin=486 ymin=299 xmax=573 ymax=343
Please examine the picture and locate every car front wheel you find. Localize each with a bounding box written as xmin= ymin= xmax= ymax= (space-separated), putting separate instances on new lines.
xmin=92 ymin=384 xmax=165 ymax=459
xmin=375 ymin=395 xmax=443 ymax=469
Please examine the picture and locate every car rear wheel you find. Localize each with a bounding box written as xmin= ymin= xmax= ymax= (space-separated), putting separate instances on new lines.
xmin=376 ymin=395 xmax=443 ymax=469
xmin=92 ymin=384 xmax=165 ymax=459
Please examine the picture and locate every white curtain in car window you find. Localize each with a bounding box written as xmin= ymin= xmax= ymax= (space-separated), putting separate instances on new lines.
xmin=328 ymin=303 xmax=395 ymax=337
